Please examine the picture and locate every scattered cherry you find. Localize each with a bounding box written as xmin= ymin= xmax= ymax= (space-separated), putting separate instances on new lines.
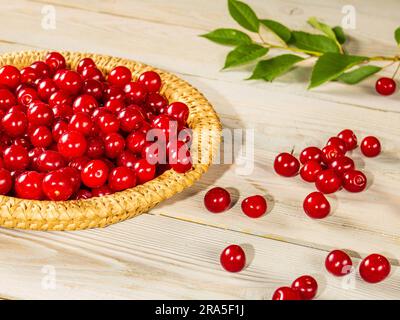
xmin=241 ymin=195 xmax=267 ymax=218
xmin=272 ymin=287 xmax=301 ymax=300
xmin=361 ymin=136 xmax=381 ymax=157
xmin=359 ymin=254 xmax=391 ymax=283
xmin=330 ymin=156 xmax=355 ymax=177
xmin=299 ymin=146 xmax=323 ymax=165
xmin=303 ymin=191 xmax=330 ymax=219
xmin=375 ymin=77 xmax=396 ymax=96
xmin=204 ymin=187 xmax=231 ymax=213
xmin=337 ymin=129 xmax=357 ymax=151
xmin=220 ymin=244 xmax=246 ymax=273
xmin=300 ymin=160 xmax=323 ymax=182
xmin=342 ymin=169 xmax=367 ymax=193
xmin=315 ymin=169 xmax=342 ymax=194
xmin=291 ymin=275 xmax=318 ymax=300
xmin=274 ymin=152 xmax=300 ymax=177
xmin=325 ymin=250 xmax=353 ymax=276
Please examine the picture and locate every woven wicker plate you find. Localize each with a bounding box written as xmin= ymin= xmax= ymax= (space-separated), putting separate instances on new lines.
xmin=0 ymin=51 xmax=221 ymax=231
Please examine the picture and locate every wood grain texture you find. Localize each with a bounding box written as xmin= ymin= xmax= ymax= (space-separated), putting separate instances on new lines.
xmin=0 ymin=0 xmax=398 ymax=299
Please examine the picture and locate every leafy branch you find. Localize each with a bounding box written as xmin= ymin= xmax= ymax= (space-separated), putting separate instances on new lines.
xmin=201 ymin=0 xmax=400 ymax=89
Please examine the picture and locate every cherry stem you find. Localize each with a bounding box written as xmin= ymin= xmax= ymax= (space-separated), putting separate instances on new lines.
xmin=392 ymin=62 xmax=400 ymax=79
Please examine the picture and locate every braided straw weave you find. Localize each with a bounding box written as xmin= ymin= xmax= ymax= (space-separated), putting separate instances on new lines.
xmin=0 ymin=51 xmax=221 ymax=231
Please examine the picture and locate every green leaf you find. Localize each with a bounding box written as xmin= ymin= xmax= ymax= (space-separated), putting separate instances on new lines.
xmin=309 ymin=53 xmax=367 ymax=88
xmin=200 ymin=28 xmax=252 ymax=46
xmin=249 ymin=54 xmax=304 ymax=81
xmin=259 ymin=19 xmax=292 ymax=43
xmin=338 ymin=65 xmax=381 ymax=84
xmin=224 ymin=44 xmax=268 ymax=69
xmin=333 ymin=26 xmax=346 ymax=44
xmin=395 ymin=27 xmax=400 ymax=46
xmin=292 ymin=31 xmax=340 ymax=53
xmin=228 ymin=0 xmax=259 ymax=32
xmin=307 ymin=17 xmax=337 ymax=41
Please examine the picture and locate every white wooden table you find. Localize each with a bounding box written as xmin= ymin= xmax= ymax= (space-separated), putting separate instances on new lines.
xmin=0 ymin=0 xmax=399 ymax=299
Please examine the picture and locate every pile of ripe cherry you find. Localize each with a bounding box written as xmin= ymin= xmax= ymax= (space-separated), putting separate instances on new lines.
xmin=275 ymin=129 xmax=381 ymax=219
xmin=202 ymin=129 xmax=391 ymax=299
xmin=0 ymin=52 xmax=192 ymax=201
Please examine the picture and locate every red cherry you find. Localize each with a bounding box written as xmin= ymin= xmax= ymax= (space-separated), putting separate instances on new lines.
xmin=325 ymin=250 xmax=353 ymax=276
xmin=54 ymin=70 xmax=82 ymax=95
xmin=108 ymin=166 xmax=136 ymax=192
xmin=36 ymin=150 xmax=66 ymax=172
xmin=241 ymin=195 xmax=267 ymax=218
xmin=42 ymin=170 xmax=74 ymax=201
xmin=117 ymin=107 xmax=145 ymax=132
xmin=14 ymin=171 xmax=43 ymax=200
xmin=17 ymin=87 xmax=38 ymax=107
xmin=108 ymin=66 xmax=132 ymax=87
xmin=124 ymin=81 xmax=147 ymax=105
xmin=303 ymin=191 xmax=331 ymax=219
xmin=321 ymin=145 xmax=344 ymax=164
xmin=0 ymin=65 xmax=20 ymax=89
xmin=91 ymin=185 xmax=112 ymax=197
xmin=28 ymin=147 xmax=45 ymax=169
xmin=81 ymin=159 xmax=109 ymax=188
xmin=72 ymin=94 xmax=99 ymax=114
xmin=103 ymin=85 xmax=124 ymax=101
xmin=58 ymin=130 xmax=88 ymax=158
xmin=52 ymin=120 xmax=68 ymax=142
xmin=138 ymin=71 xmax=162 ymax=93
xmin=220 ymin=244 xmax=246 ymax=273
xmin=361 ymin=136 xmax=381 ymax=157
xmin=326 ymin=137 xmax=347 ymax=154
xmin=103 ymin=132 xmax=125 ymax=158
xmin=68 ymin=156 xmax=90 ymax=171
xmin=68 ymin=112 xmax=93 ymax=136
xmin=45 ymin=52 xmax=66 ymax=74
xmin=117 ymin=150 xmax=137 ymax=168
xmin=13 ymin=137 xmax=31 ymax=149
xmin=74 ymin=189 xmax=93 ymax=200
xmin=37 ymin=79 xmax=58 ymax=102
xmin=81 ymin=67 xmax=104 ymax=82
xmin=81 ymin=79 xmax=103 ymax=101
xmin=337 ymin=129 xmax=357 ymax=151
xmin=104 ymin=99 xmax=125 ymax=114
xmin=168 ymin=140 xmax=192 ymax=173
xmin=27 ymin=101 xmax=54 ymax=126
xmin=291 ymin=275 xmax=318 ymax=300
xmin=58 ymin=167 xmax=81 ymax=192
xmin=3 ymin=145 xmax=29 ymax=171
xmin=132 ymin=159 xmax=156 ymax=184
xmin=30 ymin=61 xmax=51 ymax=78
xmin=1 ymin=111 xmax=28 ymax=137
xmin=330 ymin=156 xmax=355 ymax=177
xmin=146 ymin=92 xmax=168 ymax=114
xmin=315 ymin=169 xmax=342 ymax=194
xmin=126 ymin=131 xmax=146 ymax=154
xmin=165 ymin=102 xmax=189 ymax=125
xmin=76 ymin=58 xmax=96 ymax=74
xmin=20 ymin=66 xmax=40 ymax=86
xmin=274 ymin=152 xmax=300 ymax=177
xmin=342 ymin=169 xmax=367 ymax=193
xmin=272 ymin=287 xmax=301 ymax=300
xmin=86 ymin=136 xmax=105 ymax=159
xmin=0 ymin=168 xmax=12 ymax=195
xmin=204 ymin=187 xmax=231 ymax=213
xmin=29 ymin=126 xmax=53 ymax=148
xmin=375 ymin=77 xmax=396 ymax=96
xmin=96 ymin=112 xmax=120 ymax=134
xmin=48 ymin=91 xmax=72 ymax=108
xmin=0 ymin=89 xmax=17 ymax=111
xmin=300 ymin=160 xmax=323 ymax=182
xmin=359 ymin=253 xmax=391 ymax=283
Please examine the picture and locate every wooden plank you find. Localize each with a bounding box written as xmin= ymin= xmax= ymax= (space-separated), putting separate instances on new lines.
xmin=0 ymin=214 xmax=398 ymax=299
